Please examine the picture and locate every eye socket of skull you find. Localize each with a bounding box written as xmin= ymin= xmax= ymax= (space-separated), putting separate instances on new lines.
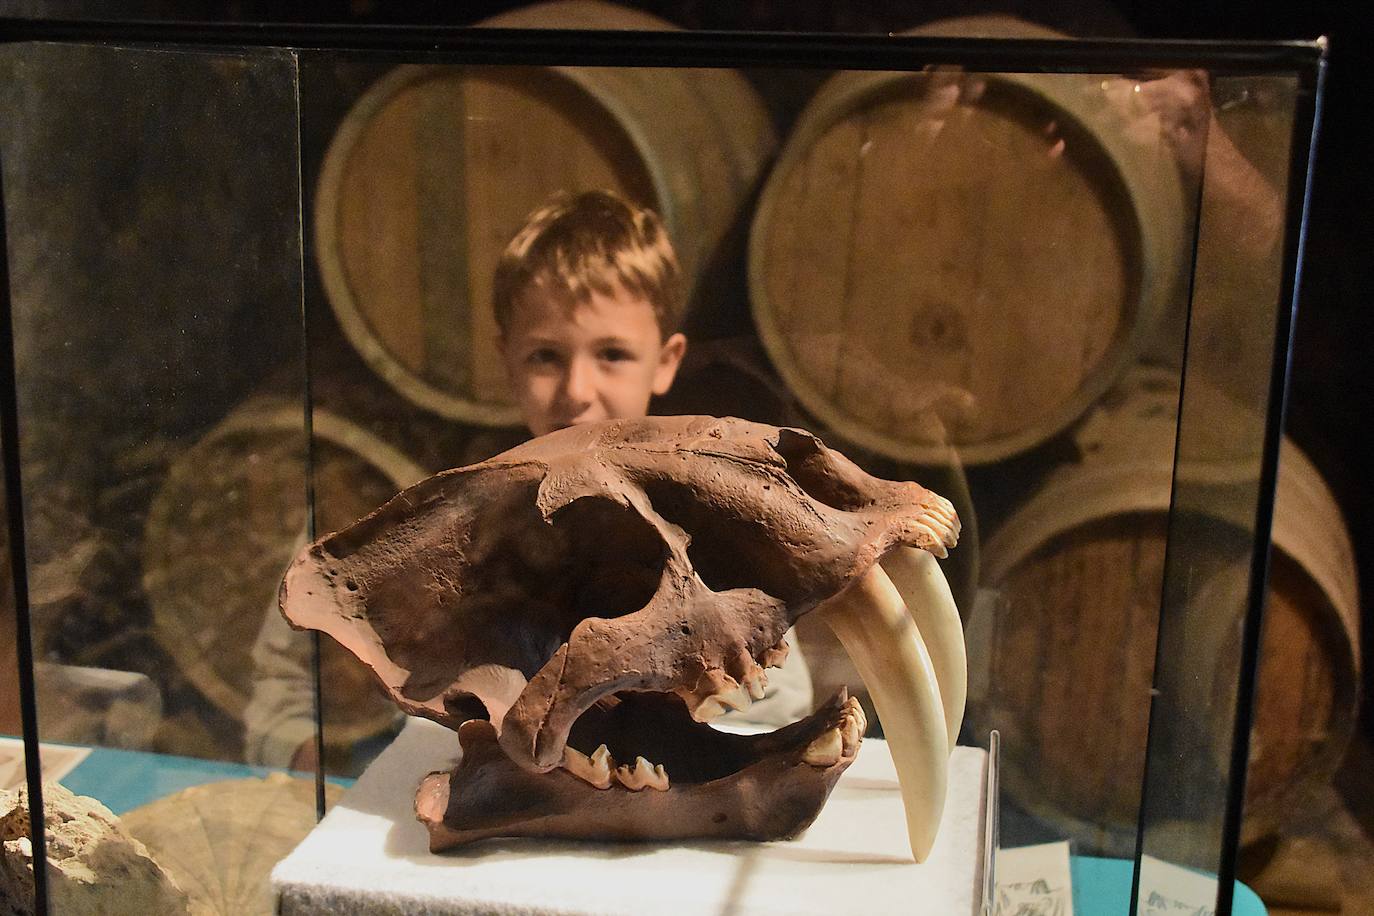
xmin=295 ymin=477 xmax=670 ymax=726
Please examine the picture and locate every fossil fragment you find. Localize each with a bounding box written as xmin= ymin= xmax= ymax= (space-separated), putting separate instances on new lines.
xmin=0 ymin=782 xmax=187 ymax=916
xmin=281 ymin=416 xmax=964 ymax=860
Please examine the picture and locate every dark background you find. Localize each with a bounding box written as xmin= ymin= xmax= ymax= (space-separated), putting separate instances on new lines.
xmin=1 ymin=0 xmax=1368 ymax=731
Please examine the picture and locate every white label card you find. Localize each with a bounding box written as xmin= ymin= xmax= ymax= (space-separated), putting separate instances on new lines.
xmin=1137 ymin=854 xmax=1219 ymax=916
xmin=0 ymin=737 xmax=92 ymax=791
xmin=996 ymin=840 xmax=1073 ymax=916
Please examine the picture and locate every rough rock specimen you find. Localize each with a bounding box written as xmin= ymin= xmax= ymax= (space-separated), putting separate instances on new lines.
xmin=0 ymin=781 xmax=187 ymax=916
xmin=281 ymin=416 xmax=965 ymax=859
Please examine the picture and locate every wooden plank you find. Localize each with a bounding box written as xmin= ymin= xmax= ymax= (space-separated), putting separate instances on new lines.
xmin=414 ymin=73 xmax=474 ymax=395
xmin=760 ymin=109 xmax=864 ymax=408
xmin=338 ymin=85 xmax=425 ymax=374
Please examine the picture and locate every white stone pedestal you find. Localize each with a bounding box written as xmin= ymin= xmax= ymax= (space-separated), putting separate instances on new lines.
xmin=273 ymin=717 xmax=987 ymax=916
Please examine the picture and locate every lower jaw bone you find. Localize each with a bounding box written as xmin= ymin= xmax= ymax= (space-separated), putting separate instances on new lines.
xmin=817 ymin=562 xmax=951 ymax=863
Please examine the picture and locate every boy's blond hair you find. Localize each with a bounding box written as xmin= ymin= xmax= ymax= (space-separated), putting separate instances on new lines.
xmin=493 ymin=190 xmax=682 ymax=338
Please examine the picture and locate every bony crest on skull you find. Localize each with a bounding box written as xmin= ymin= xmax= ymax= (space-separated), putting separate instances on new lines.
xmin=279 ymin=416 xmax=966 ymax=861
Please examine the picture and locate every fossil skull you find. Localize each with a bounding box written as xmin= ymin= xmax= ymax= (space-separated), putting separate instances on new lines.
xmin=279 ymin=416 xmax=965 ymax=860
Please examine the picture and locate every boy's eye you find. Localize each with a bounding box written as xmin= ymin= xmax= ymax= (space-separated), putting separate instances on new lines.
xmin=599 ymin=347 xmax=636 ymax=363
xmin=526 ymin=348 xmax=561 ymax=367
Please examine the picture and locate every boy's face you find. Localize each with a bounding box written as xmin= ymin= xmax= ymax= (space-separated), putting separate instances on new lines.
xmin=499 ymin=282 xmax=687 ymax=438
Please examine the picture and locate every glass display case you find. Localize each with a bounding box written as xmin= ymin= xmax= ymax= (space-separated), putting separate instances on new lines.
xmin=1 ymin=10 xmax=1325 ymax=916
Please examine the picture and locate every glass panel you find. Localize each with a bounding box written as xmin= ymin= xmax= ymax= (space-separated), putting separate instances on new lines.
xmin=88 ymin=38 xmax=1301 ymax=914
xmin=1137 ymin=73 xmax=1304 ymax=913
xmin=0 ymin=41 xmax=312 ymax=914
xmin=1 ymin=435 xmax=37 ymax=915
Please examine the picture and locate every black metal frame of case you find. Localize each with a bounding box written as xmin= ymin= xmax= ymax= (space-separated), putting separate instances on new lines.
xmin=0 ymin=17 xmax=1325 ymax=916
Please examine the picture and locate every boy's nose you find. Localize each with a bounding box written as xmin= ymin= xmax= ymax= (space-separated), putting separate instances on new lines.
xmin=560 ymin=356 xmax=597 ymax=408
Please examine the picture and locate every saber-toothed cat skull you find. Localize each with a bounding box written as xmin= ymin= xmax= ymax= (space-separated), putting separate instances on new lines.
xmin=279 ymin=416 xmax=965 ymax=860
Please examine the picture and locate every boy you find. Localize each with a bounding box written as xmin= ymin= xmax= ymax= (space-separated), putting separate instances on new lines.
xmin=493 ymin=190 xmax=688 ymax=438
xmin=246 ymin=190 xmax=811 ymax=771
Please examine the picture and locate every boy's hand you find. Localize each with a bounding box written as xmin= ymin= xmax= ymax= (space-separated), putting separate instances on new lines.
xmin=1102 ymin=68 xmax=1212 ymax=177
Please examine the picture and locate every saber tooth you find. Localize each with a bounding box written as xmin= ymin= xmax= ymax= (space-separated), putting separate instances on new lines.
xmin=818 ymin=563 xmax=948 ymax=863
xmin=880 ymin=545 xmax=967 ymax=754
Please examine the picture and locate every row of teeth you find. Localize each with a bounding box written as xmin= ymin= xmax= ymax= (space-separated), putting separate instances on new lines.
xmin=689 ymin=633 xmax=790 ymax=723
xmin=560 ymin=635 xmax=797 ymax=790
xmin=802 ymin=696 xmax=867 ymax=768
xmin=691 ymin=669 xmax=769 ymax=722
xmin=915 ymin=495 xmax=959 ymax=556
xmin=561 ymin=744 xmax=669 ymax=792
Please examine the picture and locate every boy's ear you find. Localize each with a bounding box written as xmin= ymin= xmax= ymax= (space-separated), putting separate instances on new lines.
xmin=652 ymin=333 xmax=688 ymax=396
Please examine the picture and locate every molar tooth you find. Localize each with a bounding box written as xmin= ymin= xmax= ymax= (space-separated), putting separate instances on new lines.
xmin=562 ymin=744 xmax=613 ymax=789
xmin=802 ymin=728 xmax=843 ymax=767
xmin=717 ymin=684 xmax=752 ymax=712
xmin=692 ymin=696 xmax=726 ymax=722
xmin=759 ymin=639 xmax=791 ymax=669
xmin=746 ymin=671 xmax=768 ymax=700
xmin=616 ymin=756 xmax=667 ymax=791
xmin=841 ymin=709 xmax=864 ymax=755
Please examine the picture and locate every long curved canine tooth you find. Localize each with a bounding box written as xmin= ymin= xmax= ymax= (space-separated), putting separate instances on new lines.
xmin=818 ymin=563 xmax=949 ymax=863
xmin=880 ymin=545 xmax=967 ymax=754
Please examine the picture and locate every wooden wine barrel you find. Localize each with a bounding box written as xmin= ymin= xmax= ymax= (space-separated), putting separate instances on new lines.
xmin=315 ymin=0 xmax=776 ymax=425
xmin=141 ymin=402 xmax=428 ymax=749
xmin=749 ymin=16 xmax=1187 ymax=466
xmin=970 ymin=374 xmax=1360 ymax=851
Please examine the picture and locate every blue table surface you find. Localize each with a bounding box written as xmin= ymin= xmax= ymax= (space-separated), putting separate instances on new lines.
xmin=1073 ymin=854 xmax=1267 ymax=915
xmin=53 ymin=742 xmax=353 ymax=815
xmin=31 ymin=743 xmax=1266 ymax=914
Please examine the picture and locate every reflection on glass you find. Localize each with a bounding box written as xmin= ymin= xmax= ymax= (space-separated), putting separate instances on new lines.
xmin=1136 ymin=74 xmax=1301 ymax=912
xmin=0 ymin=41 xmax=316 ymax=914
xmin=0 ymin=31 xmax=1317 ymax=916
xmin=289 ymin=52 xmax=1300 ymax=916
